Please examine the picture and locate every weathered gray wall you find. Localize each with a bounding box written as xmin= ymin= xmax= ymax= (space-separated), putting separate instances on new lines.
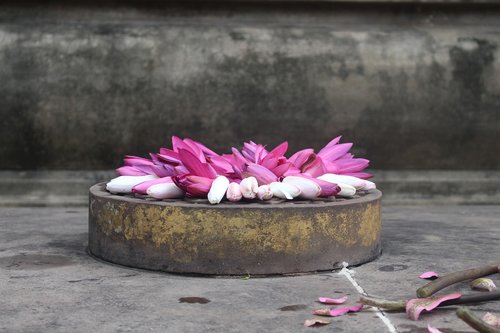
xmin=1 ymin=3 xmax=499 ymax=170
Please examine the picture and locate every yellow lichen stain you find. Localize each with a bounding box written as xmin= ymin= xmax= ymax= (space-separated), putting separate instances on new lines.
xmin=313 ymin=211 xmax=358 ymax=246
xmin=93 ymin=198 xmax=381 ymax=262
xmin=358 ymin=203 xmax=381 ymax=246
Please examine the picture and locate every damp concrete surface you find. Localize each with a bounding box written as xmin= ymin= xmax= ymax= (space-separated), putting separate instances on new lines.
xmin=0 ymin=206 xmax=499 ymax=332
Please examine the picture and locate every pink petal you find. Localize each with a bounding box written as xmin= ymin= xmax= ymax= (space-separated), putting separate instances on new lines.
xmin=230 ymin=148 xmax=247 ymax=170
xmin=329 ymin=304 xmax=364 ymax=317
xmin=171 ymin=136 xmax=186 ymax=153
xmin=312 ymin=308 xmax=332 ymax=316
xmin=260 ymin=154 xmax=279 ymax=170
xmin=321 ymin=136 xmax=342 ymax=150
xmin=419 ymin=271 xmax=439 ymax=280
xmin=178 ymin=149 xmax=217 ymax=179
xmin=301 ymin=155 xmax=326 ymax=177
xmin=241 ymin=150 xmax=254 ymax=162
xmin=145 ymin=165 xmax=175 ymax=178
xmin=207 ymin=155 xmax=234 ymax=175
xmin=304 ymin=318 xmax=330 ymax=327
xmin=190 ymin=139 xmax=219 ymax=156
xmin=342 ymin=172 xmax=373 ymax=180
xmin=318 ymin=143 xmax=353 ymax=162
xmin=186 ymin=183 xmax=212 ymax=197
xmin=318 ymin=296 xmax=348 ymax=304
xmin=337 ymin=153 xmax=354 ymax=160
xmin=116 ymin=166 xmax=148 ymax=176
xmin=174 ymin=165 xmax=190 ymax=176
xmin=157 ymin=149 xmax=181 ymax=164
xmin=253 ymin=144 xmax=268 ymax=163
xmin=242 ymin=142 xmax=260 ymax=161
xmin=313 ymin=304 xmax=363 ymax=317
xmin=123 ymin=155 xmax=155 ymax=166
xmin=183 ymin=138 xmax=207 ymax=162
xmin=271 ymin=162 xmax=292 ymax=177
xmin=269 ymin=141 xmax=288 ymax=157
xmin=132 ymin=177 xmax=173 ymax=194
xmin=406 ymin=293 xmax=462 ymax=321
xmin=336 ymin=158 xmax=370 ymax=173
xmin=323 ymin=160 xmax=341 ymax=174
xmin=172 ymin=175 xmax=213 ymax=195
xmin=288 ymin=148 xmax=314 ymax=168
xmin=244 ymin=164 xmax=278 ymax=185
xmin=427 ymin=324 xmax=443 ymax=333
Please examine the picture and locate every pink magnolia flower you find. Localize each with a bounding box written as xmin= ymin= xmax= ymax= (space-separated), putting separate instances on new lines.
xmin=289 ymin=137 xmax=372 ymax=179
xmin=173 ymin=175 xmax=214 ymax=198
xmin=117 ymin=155 xmax=174 ymax=177
xmin=233 ymin=141 xmax=296 ymax=184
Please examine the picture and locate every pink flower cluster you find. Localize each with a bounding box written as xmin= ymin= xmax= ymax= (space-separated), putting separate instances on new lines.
xmin=106 ymin=136 xmax=375 ymax=204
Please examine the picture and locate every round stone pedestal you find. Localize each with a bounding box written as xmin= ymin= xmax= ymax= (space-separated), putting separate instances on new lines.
xmin=88 ymin=183 xmax=381 ymax=275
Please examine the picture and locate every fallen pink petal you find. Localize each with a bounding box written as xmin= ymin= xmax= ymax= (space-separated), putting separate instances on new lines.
xmin=427 ymin=324 xmax=443 ymax=333
xmin=318 ymin=296 xmax=348 ymax=304
xmin=406 ymin=293 xmax=462 ymax=321
xmin=419 ymin=271 xmax=440 ymax=280
xmin=304 ymin=318 xmax=331 ymax=327
xmin=313 ymin=304 xmax=363 ymax=317
xmin=329 ymin=304 xmax=364 ymax=317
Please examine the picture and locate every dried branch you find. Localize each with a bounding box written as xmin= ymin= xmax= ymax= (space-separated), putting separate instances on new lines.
xmin=360 ymin=291 xmax=500 ymax=311
xmin=417 ymin=264 xmax=500 ymax=298
xmin=456 ymin=307 xmax=500 ymax=333
xmin=359 ymin=295 xmax=406 ymax=311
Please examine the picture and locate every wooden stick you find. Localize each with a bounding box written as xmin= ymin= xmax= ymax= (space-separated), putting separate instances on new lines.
xmin=417 ymin=264 xmax=500 ymax=298
xmin=456 ymin=307 xmax=500 ymax=333
xmin=360 ymin=291 xmax=500 ymax=311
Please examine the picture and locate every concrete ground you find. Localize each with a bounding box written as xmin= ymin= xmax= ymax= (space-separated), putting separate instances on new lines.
xmin=0 ymin=206 xmax=499 ymax=332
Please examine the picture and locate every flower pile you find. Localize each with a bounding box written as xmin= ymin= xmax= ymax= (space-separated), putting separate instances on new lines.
xmin=106 ymin=136 xmax=376 ymax=204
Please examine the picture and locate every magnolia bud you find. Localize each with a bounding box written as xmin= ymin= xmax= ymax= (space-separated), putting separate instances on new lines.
xmin=240 ymin=177 xmax=258 ymax=199
xmin=226 ymin=182 xmax=243 ymax=202
xmin=256 ymin=185 xmax=273 ymax=200
xmin=336 ymin=183 xmax=356 ymax=197
xmin=207 ymin=176 xmax=230 ymax=204
xmin=270 ymin=182 xmax=301 ymax=200
xmin=283 ymin=176 xmax=321 ymax=199
xmin=106 ymin=175 xmax=158 ymax=194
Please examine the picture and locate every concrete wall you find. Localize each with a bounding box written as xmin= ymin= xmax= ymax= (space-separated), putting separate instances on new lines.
xmin=1 ymin=3 xmax=499 ymax=170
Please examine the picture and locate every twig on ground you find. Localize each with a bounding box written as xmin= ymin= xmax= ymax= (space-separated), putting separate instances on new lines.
xmin=359 ymin=295 xmax=406 ymax=311
xmin=360 ymin=291 xmax=500 ymax=311
xmin=456 ymin=307 xmax=500 ymax=333
xmin=417 ymin=264 xmax=500 ymax=298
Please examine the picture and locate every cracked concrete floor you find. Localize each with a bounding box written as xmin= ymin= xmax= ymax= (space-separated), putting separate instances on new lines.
xmin=0 ymin=206 xmax=499 ymax=332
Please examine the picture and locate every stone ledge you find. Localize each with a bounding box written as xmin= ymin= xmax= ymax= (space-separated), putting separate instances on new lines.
xmin=0 ymin=170 xmax=498 ymax=206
